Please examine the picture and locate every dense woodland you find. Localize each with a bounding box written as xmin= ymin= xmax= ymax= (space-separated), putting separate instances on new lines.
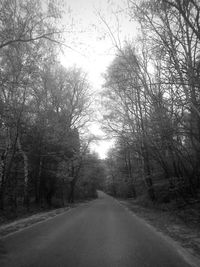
xmin=0 ymin=0 xmax=104 ymax=215
xmin=103 ymin=0 xmax=200 ymax=205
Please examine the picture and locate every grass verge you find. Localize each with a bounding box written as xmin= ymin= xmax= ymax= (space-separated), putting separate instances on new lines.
xmin=120 ymin=197 xmax=200 ymax=260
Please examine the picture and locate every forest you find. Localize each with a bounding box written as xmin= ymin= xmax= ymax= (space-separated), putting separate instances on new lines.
xmin=0 ymin=0 xmax=200 ymax=223
xmin=0 ymin=0 xmax=105 ymax=218
xmin=103 ymin=0 xmax=200 ymax=208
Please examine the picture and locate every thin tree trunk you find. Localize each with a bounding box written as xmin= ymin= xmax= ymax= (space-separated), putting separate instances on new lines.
xmin=0 ymin=128 xmax=12 ymax=210
xmin=35 ymin=156 xmax=42 ymax=205
xmin=17 ymin=137 xmax=29 ymax=209
xmin=0 ymin=150 xmax=7 ymax=210
xmin=68 ymin=180 xmax=75 ymax=203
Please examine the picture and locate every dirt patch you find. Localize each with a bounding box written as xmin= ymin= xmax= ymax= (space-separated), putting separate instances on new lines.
xmin=120 ymin=199 xmax=200 ymax=260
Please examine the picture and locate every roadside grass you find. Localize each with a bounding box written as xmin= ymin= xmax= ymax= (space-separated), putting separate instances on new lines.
xmin=0 ymin=198 xmax=94 ymax=238
xmin=0 ymin=206 xmax=71 ymax=238
xmin=120 ymin=196 xmax=200 ymax=259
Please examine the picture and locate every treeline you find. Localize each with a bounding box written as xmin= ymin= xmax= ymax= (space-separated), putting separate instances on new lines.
xmin=0 ymin=0 xmax=103 ymax=213
xmin=102 ymin=0 xmax=200 ymax=203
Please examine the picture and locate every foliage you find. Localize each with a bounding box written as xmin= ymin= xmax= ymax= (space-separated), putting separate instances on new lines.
xmin=103 ymin=0 xmax=200 ymax=203
xmin=0 ymin=0 xmax=100 ymax=212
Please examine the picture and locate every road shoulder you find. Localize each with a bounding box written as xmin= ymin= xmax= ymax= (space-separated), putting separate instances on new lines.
xmin=120 ymin=199 xmax=200 ymax=267
xmin=0 ymin=200 xmax=93 ymax=238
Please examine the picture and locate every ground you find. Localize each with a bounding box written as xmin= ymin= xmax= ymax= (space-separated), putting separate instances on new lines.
xmin=0 ymin=202 xmax=86 ymax=238
xmin=120 ymin=198 xmax=200 ymax=261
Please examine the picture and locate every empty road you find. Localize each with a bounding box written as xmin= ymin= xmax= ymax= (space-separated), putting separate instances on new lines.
xmin=0 ymin=192 xmax=193 ymax=267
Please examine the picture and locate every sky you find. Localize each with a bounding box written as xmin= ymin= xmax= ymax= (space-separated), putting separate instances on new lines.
xmin=59 ymin=0 xmax=138 ymax=158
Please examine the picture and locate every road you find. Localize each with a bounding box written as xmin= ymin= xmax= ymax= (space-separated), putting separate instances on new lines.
xmin=0 ymin=191 xmax=193 ymax=267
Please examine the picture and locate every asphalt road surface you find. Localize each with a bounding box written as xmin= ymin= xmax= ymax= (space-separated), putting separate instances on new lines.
xmin=0 ymin=191 xmax=193 ymax=267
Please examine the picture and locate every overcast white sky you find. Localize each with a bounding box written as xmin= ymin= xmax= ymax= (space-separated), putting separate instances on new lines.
xmin=59 ymin=0 xmax=138 ymax=158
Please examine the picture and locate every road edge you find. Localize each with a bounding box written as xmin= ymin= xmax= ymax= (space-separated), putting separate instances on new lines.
xmin=0 ymin=201 xmax=92 ymax=239
xmin=117 ymin=198 xmax=200 ymax=267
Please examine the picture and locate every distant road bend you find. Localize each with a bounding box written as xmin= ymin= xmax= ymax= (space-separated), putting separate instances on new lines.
xmin=0 ymin=191 xmax=193 ymax=267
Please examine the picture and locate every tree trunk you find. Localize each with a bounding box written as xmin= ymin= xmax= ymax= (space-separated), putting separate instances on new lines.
xmin=35 ymin=156 xmax=42 ymax=205
xmin=68 ymin=180 xmax=75 ymax=203
xmin=131 ymin=183 xmax=137 ymax=198
xmin=0 ymin=128 xmax=11 ymax=210
xmin=17 ymin=137 xmax=29 ymax=209
xmin=140 ymin=144 xmax=156 ymax=201
xmin=0 ymin=150 xmax=7 ymax=210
